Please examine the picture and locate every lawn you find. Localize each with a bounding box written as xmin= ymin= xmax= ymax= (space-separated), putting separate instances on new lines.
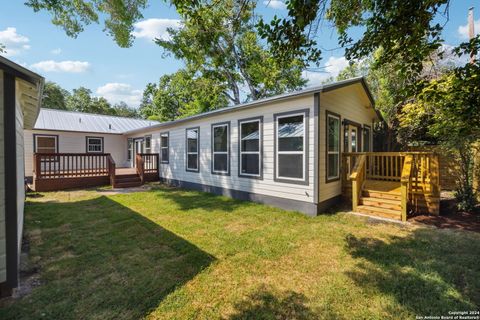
xmin=0 ymin=185 xmax=479 ymax=319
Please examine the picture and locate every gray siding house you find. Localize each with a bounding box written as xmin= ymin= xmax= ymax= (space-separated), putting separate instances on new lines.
xmin=0 ymin=56 xmax=44 ymax=297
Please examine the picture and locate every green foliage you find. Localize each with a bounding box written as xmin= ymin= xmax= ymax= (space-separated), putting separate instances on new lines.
xmin=113 ymin=101 xmax=140 ymax=118
xmin=156 ymin=0 xmax=306 ymax=105
xmin=42 ymin=81 xmax=70 ymax=110
xmin=25 ymin=0 xmax=148 ymax=47
xmin=0 ymin=42 xmax=5 ymax=53
xmin=139 ymin=69 xmax=228 ymax=122
xmin=399 ymin=36 xmax=480 ymax=210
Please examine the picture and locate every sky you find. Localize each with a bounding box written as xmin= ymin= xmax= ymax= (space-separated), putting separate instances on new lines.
xmin=0 ymin=1 xmax=478 ymax=108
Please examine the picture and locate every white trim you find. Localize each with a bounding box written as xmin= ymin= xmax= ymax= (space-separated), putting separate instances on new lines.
xmin=239 ymin=119 xmax=261 ymax=177
xmin=160 ymin=132 xmax=169 ymax=163
xmin=86 ymin=137 xmax=103 ymax=153
xmin=212 ymin=123 xmax=229 ymax=174
xmin=186 ymin=128 xmax=199 ymax=171
xmin=275 ymin=112 xmax=306 ymax=182
xmin=327 ymin=113 xmax=340 ymax=180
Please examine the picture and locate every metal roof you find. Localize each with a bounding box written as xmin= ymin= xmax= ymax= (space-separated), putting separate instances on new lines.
xmin=34 ymin=108 xmax=159 ymax=134
xmin=126 ymin=76 xmax=379 ymax=135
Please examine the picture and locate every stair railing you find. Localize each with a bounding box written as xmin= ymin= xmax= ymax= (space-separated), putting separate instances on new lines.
xmin=400 ymin=155 xmax=413 ymax=222
xmin=135 ymin=153 xmax=144 ymax=184
xmin=350 ymin=154 xmax=366 ymax=212
xmin=107 ymin=155 xmax=116 ymax=188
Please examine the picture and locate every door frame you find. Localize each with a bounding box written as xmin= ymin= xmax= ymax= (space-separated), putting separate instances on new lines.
xmin=133 ymin=138 xmax=144 ymax=167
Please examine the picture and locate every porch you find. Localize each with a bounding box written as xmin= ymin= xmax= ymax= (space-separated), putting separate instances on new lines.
xmin=32 ymin=153 xmax=159 ymax=192
xmin=342 ymin=152 xmax=441 ymax=221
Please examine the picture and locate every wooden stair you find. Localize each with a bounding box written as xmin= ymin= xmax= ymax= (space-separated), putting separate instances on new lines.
xmin=356 ymin=180 xmax=403 ymax=221
xmin=114 ymin=173 xmax=142 ymax=188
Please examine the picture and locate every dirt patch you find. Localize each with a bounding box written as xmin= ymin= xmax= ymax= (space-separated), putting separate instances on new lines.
xmin=411 ymin=195 xmax=480 ymax=233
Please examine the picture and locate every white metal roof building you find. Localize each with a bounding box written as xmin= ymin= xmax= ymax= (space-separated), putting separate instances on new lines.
xmin=34 ymin=108 xmax=159 ymax=134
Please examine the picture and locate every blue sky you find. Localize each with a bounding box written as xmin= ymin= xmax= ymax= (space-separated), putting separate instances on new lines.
xmin=0 ymin=1 xmax=478 ymax=108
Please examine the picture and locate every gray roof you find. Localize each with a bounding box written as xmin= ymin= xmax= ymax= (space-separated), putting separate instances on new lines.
xmin=126 ymin=76 xmax=379 ymax=135
xmin=34 ymin=108 xmax=159 ymax=134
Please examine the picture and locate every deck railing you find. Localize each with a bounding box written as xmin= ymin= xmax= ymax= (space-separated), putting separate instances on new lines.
xmin=344 ymin=152 xmax=440 ymax=220
xmin=135 ymin=153 xmax=159 ymax=184
xmin=34 ymin=153 xmax=111 ymax=179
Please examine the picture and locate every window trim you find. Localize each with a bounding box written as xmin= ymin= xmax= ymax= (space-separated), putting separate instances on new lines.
xmin=185 ymin=127 xmax=200 ymax=173
xmin=363 ymin=124 xmax=371 ymax=152
xmin=160 ymin=132 xmax=169 ymax=164
xmin=85 ymin=136 xmax=104 ymax=153
xmin=144 ymin=135 xmax=152 ymax=154
xmin=238 ymin=116 xmax=263 ymax=180
xmin=211 ymin=121 xmax=230 ymax=176
xmin=273 ymin=109 xmax=309 ymax=185
xmin=326 ymin=110 xmax=341 ymax=183
xmin=33 ymin=134 xmax=59 ymax=153
xmin=127 ymin=138 xmax=133 ymax=161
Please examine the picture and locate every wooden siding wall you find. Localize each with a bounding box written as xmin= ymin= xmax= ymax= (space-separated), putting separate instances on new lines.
xmin=130 ymin=96 xmax=316 ymax=203
xmin=0 ymin=71 xmax=5 ymax=283
xmin=24 ymin=130 xmax=129 ymax=177
xmin=318 ymin=85 xmax=378 ymax=203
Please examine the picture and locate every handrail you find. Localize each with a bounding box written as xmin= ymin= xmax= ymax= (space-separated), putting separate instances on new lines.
xmin=107 ymin=155 xmax=116 ymax=188
xmin=136 ymin=154 xmax=144 ymax=184
xmin=400 ymin=155 xmax=413 ymax=222
xmin=350 ymin=154 xmax=366 ymax=212
xmin=34 ymin=153 xmax=111 ymax=179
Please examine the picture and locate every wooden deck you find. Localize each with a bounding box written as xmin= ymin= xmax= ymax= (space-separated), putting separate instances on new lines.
xmin=343 ymin=152 xmax=440 ymax=221
xmin=32 ymin=153 xmax=159 ymax=191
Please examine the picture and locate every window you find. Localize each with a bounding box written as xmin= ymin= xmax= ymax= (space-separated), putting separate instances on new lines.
xmin=351 ymin=129 xmax=357 ymax=152
xmin=34 ymin=135 xmax=57 ymax=153
xmin=211 ymin=122 xmax=230 ymax=175
xmin=86 ymin=137 xmax=103 ymax=153
xmin=363 ymin=125 xmax=371 ymax=152
xmin=274 ymin=110 xmax=308 ymax=183
xmin=326 ymin=112 xmax=340 ymax=181
xmin=144 ymin=136 xmax=152 ymax=153
xmin=160 ymin=132 xmax=169 ymax=164
xmin=127 ymin=138 xmax=133 ymax=161
xmin=239 ymin=117 xmax=262 ymax=178
xmin=186 ymin=127 xmax=199 ymax=172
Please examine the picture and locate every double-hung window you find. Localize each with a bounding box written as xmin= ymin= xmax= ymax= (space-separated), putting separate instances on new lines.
xmin=86 ymin=137 xmax=103 ymax=153
xmin=211 ymin=122 xmax=230 ymax=175
xmin=186 ymin=127 xmax=199 ymax=172
xmin=160 ymin=132 xmax=169 ymax=164
xmin=239 ymin=117 xmax=262 ymax=178
xmin=326 ymin=111 xmax=341 ymax=181
xmin=144 ymin=136 xmax=152 ymax=153
xmin=274 ymin=110 xmax=308 ymax=184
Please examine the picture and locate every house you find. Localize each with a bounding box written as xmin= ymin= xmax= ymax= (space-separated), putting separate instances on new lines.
xmin=30 ymin=77 xmax=382 ymax=215
xmin=0 ymin=56 xmax=44 ymax=296
xmin=25 ymin=108 xmax=159 ymax=180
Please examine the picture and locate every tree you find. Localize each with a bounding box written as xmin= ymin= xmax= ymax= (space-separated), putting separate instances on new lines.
xmin=157 ymin=0 xmax=306 ymax=105
xmin=399 ymin=36 xmax=480 ymax=211
xmin=113 ymin=101 xmax=141 ymax=118
xmin=139 ymin=69 xmax=228 ymax=121
xmin=66 ymin=86 xmax=132 ymax=116
xmin=42 ymin=81 xmax=70 ymax=110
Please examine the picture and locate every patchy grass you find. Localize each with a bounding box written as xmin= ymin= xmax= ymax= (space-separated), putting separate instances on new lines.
xmin=1 ymin=185 xmax=479 ymax=319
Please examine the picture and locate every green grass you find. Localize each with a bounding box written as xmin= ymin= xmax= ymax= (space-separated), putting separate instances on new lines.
xmin=1 ymin=185 xmax=479 ymax=319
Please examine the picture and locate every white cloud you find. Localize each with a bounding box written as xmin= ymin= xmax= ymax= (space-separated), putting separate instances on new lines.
xmin=0 ymin=27 xmax=30 ymax=56
xmin=96 ymin=83 xmax=142 ymax=107
xmin=133 ymin=18 xmax=181 ymax=42
xmin=51 ymin=48 xmax=62 ymax=55
xmin=263 ymin=0 xmax=286 ymax=9
xmin=30 ymin=60 xmax=90 ymax=73
xmin=458 ymin=19 xmax=480 ymax=39
xmin=303 ymin=56 xmax=349 ymax=85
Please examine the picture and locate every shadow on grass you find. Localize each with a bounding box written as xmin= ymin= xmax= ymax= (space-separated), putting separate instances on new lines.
xmin=155 ymin=186 xmax=250 ymax=213
xmin=0 ymin=196 xmax=215 ymax=320
xmin=228 ymin=289 xmax=322 ymax=320
xmin=345 ymin=229 xmax=480 ymax=316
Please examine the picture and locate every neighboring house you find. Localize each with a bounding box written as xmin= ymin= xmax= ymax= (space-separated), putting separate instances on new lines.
xmin=31 ymin=78 xmax=381 ymax=215
xmin=24 ymin=109 xmax=158 ymax=179
xmin=0 ymin=56 xmax=44 ymax=297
